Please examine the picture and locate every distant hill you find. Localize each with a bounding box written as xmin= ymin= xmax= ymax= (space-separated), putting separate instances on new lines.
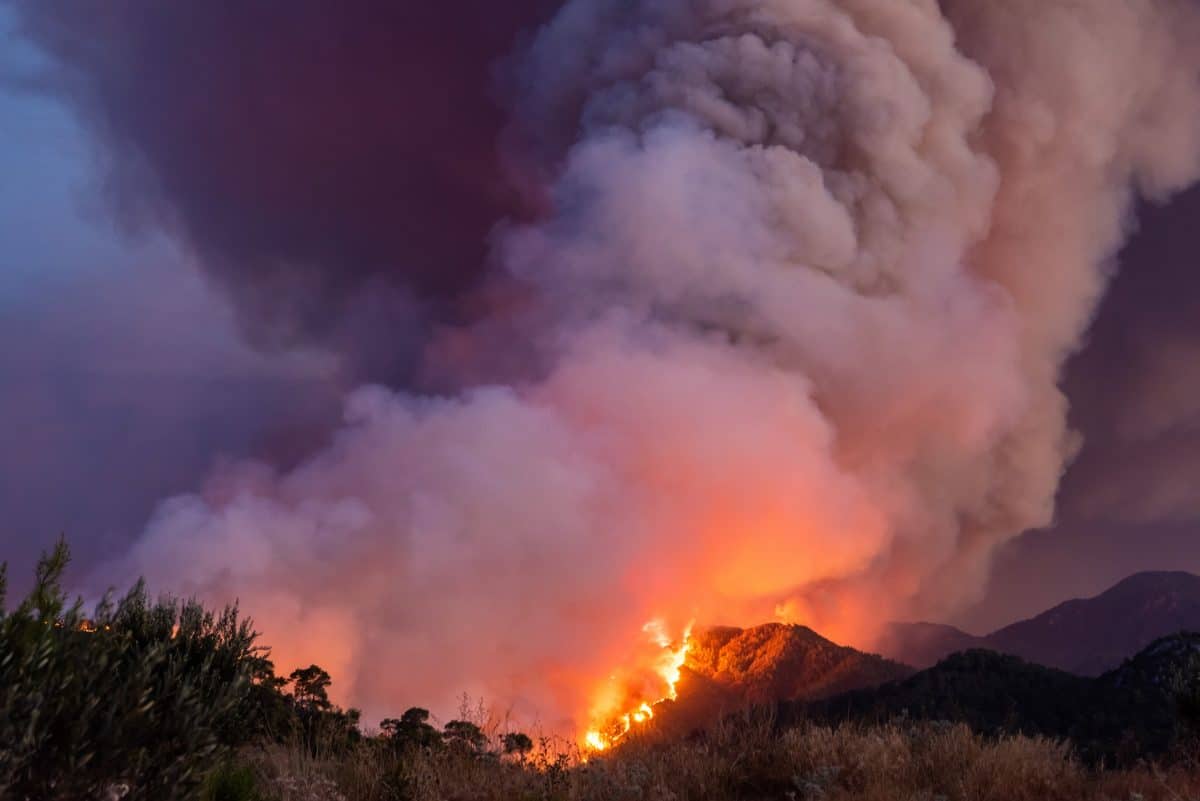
xmin=874 ymin=622 xmax=984 ymax=670
xmin=879 ymin=571 xmax=1200 ymax=675
xmin=803 ymin=632 xmax=1200 ymax=765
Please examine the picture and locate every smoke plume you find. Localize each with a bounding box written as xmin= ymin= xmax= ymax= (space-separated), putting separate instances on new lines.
xmin=37 ymin=0 xmax=1200 ymax=732
xmin=10 ymin=1 xmax=559 ymax=381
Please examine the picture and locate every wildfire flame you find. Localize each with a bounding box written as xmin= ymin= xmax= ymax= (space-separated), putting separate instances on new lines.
xmin=583 ymin=619 xmax=693 ymax=752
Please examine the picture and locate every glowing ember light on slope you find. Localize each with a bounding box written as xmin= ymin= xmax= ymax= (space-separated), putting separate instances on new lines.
xmin=583 ymin=619 xmax=693 ymax=752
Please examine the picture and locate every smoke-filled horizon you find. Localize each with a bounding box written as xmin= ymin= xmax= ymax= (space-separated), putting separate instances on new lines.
xmin=7 ymin=0 xmax=1200 ymax=734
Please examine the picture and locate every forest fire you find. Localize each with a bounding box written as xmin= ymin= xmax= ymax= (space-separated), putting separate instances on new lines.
xmin=583 ymin=620 xmax=693 ymax=752
xmin=47 ymin=0 xmax=1200 ymax=750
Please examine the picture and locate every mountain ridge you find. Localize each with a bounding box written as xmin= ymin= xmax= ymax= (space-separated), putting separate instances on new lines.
xmin=646 ymin=576 xmax=1200 ymax=764
xmin=878 ymin=570 xmax=1200 ymax=674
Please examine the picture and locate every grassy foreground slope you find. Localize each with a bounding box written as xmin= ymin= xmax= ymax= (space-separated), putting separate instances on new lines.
xmin=220 ymin=718 xmax=1200 ymax=801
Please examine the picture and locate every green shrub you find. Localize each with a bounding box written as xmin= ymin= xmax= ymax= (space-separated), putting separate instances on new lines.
xmin=203 ymin=760 xmax=264 ymax=801
xmin=0 ymin=539 xmax=261 ymax=800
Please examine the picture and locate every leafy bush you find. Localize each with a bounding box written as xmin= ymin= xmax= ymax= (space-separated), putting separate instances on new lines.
xmin=502 ymin=732 xmax=533 ymax=758
xmin=203 ymin=761 xmax=265 ymax=801
xmin=0 ymin=540 xmax=261 ymax=800
xmin=444 ymin=720 xmax=489 ymax=754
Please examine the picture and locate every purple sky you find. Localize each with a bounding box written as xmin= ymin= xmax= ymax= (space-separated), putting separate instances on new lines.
xmin=1 ymin=2 xmax=1198 ymax=634
xmin=964 ymin=188 xmax=1200 ymax=630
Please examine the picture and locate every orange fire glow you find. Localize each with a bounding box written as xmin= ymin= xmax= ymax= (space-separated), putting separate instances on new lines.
xmin=583 ymin=619 xmax=693 ymax=752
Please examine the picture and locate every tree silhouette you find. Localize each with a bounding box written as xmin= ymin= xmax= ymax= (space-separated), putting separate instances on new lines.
xmin=502 ymin=732 xmax=533 ymax=759
xmin=443 ymin=720 xmax=487 ymax=753
xmin=381 ymin=707 xmax=442 ymax=750
xmin=288 ymin=664 xmax=333 ymax=711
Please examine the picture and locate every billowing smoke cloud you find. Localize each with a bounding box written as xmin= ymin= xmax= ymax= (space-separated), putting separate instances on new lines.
xmin=9 ymin=1 xmax=559 ymax=381
xmin=33 ymin=0 xmax=1200 ymax=733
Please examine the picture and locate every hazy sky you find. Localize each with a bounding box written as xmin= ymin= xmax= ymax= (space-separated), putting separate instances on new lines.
xmin=0 ymin=6 xmax=340 ymax=583
xmin=1 ymin=2 xmax=1198 ymax=636
xmin=964 ymin=185 xmax=1200 ymax=631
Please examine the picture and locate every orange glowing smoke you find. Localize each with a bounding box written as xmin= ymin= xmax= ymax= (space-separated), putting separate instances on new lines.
xmin=583 ymin=619 xmax=692 ymax=751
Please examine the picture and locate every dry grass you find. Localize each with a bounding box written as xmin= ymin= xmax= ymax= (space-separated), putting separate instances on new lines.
xmin=236 ymin=717 xmax=1200 ymax=801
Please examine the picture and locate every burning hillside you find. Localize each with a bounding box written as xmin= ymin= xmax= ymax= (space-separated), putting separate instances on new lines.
xmin=584 ymin=620 xmax=693 ymax=751
xmin=584 ymin=622 xmax=912 ymax=749
xmin=682 ymin=624 xmax=913 ymax=707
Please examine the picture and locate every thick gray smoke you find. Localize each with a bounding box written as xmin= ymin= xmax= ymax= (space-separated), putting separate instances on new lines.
xmin=110 ymin=0 xmax=1200 ymax=733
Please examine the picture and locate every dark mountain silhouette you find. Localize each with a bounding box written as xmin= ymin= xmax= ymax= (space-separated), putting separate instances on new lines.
xmin=802 ymin=650 xmax=1091 ymax=741
xmin=803 ymin=632 xmax=1200 ymax=765
xmin=879 ymin=571 xmax=1200 ymax=674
